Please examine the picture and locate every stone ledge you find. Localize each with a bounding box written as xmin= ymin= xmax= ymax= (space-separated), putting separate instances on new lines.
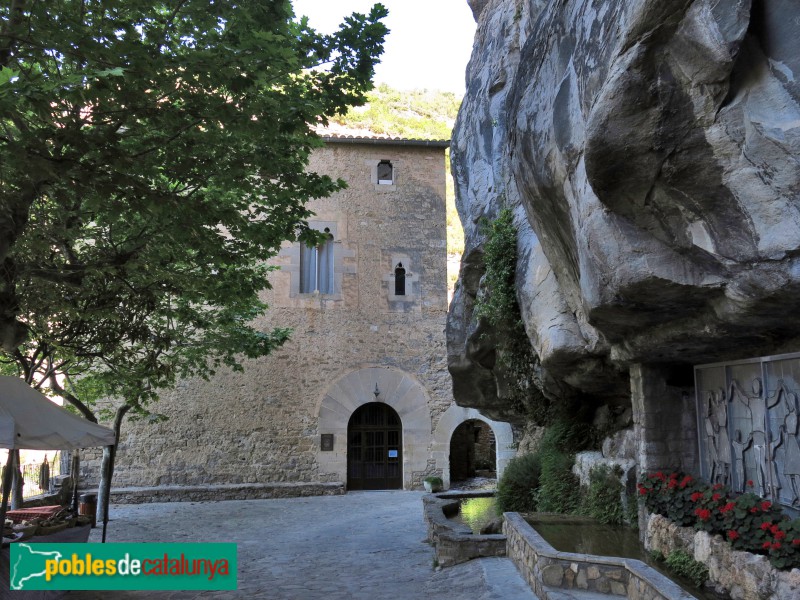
xmin=104 ymin=482 xmax=345 ymax=504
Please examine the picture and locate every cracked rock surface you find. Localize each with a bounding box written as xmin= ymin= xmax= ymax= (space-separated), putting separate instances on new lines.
xmin=448 ymin=0 xmax=800 ymax=420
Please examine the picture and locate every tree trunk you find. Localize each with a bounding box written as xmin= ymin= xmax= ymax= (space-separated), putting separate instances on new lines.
xmin=96 ymin=404 xmax=131 ymax=532
xmin=10 ymin=450 xmax=23 ymax=509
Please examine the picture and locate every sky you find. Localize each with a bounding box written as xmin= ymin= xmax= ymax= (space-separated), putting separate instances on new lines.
xmin=291 ymin=0 xmax=476 ymax=95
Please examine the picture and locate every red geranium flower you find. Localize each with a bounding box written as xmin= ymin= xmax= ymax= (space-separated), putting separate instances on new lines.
xmin=719 ymin=502 xmax=735 ymax=514
xmin=690 ymin=492 xmax=704 ymax=502
xmin=694 ymin=508 xmax=712 ymax=521
xmin=746 ymin=480 xmax=754 ymax=487
xmin=667 ymin=479 xmax=678 ymax=489
xmin=761 ymin=501 xmax=772 ymax=510
xmin=750 ymin=507 xmax=759 ymax=514
xmin=669 ymin=472 xmax=679 ymax=480
xmin=638 ymin=486 xmax=648 ymax=496
xmin=712 ymin=493 xmax=722 ymax=501
xmin=772 ymin=542 xmax=781 ymax=550
xmin=712 ymin=483 xmax=724 ymax=490
xmin=760 ymin=522 xmax=772 ymax=531
xmin=727 ymin=530 xmax=740 ymax=541
xmin=792 ymin=539 xmax=800 ymax=546
xmin=679 ymin=475 xmax=692 ymax=489
xmin=763 ymin=541 xmax=772 ymax=549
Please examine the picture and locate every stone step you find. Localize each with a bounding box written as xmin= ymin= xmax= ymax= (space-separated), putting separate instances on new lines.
xmin=542 ymin=587 xmax=617 ymax=600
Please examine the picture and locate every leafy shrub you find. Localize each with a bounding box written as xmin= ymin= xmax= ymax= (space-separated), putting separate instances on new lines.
xmin=665 ymin=550 xmax=709 ymax=588
xmin=496 ymin=453 xmax=541 ymax=513
xmin=535 ymin=446 xmax=580 ymax=513
xmin=474 ymin=208 xmax=551 ymax=424
xmin=580 ymin=465 xmax=625 ymax=525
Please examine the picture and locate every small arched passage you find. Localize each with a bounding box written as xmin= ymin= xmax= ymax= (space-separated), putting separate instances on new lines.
xmin=449 ymin=419 xmax=496 ymax=482
xmin=431 ymin=405 xmax=515 ymax=490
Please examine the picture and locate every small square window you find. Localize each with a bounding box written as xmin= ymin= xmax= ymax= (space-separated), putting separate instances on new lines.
xmin=377 ymin=160 xmax=393 ymax=185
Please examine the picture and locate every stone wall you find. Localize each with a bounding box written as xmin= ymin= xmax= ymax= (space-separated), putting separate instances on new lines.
xmin=645 ymin=513 xmax=800 ymax=600
xmin=107 ymin=482 xmax=344 ymax=504
xmin=631 ymin=365 xmax=698 ymax=476
xmin=103 ymin=139 xmax=457 ymax=492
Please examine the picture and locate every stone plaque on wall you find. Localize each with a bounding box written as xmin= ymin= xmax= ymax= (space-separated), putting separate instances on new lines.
xmin=320 ymin=434 xmax=334 ymax=451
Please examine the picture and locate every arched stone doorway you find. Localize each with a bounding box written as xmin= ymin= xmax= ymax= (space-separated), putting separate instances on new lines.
xmin=449 ymin=419 xmax=496 ymax=482
xmin=431 ymin=405 xmax=515 ymax=489
xmin=347 ymin=403 xmax=403 ymax=490
xmin=316 ymin=366 xmax=433 ymax=490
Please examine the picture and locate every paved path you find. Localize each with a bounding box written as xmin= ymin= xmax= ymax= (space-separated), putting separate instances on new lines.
xmin=65 ymin=491 xmax=538 ymax=599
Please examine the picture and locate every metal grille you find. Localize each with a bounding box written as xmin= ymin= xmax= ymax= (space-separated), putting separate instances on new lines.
xmin=347 ymin=403 xmax=402 ymax=490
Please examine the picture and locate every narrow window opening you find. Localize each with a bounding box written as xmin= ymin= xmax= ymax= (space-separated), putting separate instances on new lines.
xmin=300 ymin=228 xmax=334 ymax=294
xmin=377 ymin=160 xmax=393 ymax=185
xmin=394 ymin=262 xmax=406 ymax=296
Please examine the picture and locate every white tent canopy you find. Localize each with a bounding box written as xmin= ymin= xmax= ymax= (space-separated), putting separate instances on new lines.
xmin=0 ymin=376 xmax=115 ymax=450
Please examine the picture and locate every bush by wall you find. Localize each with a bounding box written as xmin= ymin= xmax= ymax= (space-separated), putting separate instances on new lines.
xmin=580 ymin=464 xmax=625 ymax=525
xmin=496 ymin=452 xmax=541 ymax=513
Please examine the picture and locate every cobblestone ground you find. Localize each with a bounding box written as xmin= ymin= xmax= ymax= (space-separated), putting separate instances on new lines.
xmin=64 ymin=491 xmax=537 ymax=600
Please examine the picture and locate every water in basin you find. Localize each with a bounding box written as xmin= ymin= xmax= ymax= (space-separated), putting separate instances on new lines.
xmin=524 ymin=514 xmax=642 ymax=558
xmin=450 ymin=496 xmax=499 ymax=534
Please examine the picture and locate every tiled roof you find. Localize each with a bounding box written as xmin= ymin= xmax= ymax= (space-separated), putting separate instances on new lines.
xmin=321 ymin=133 xmax=450 ymax=148
xmin=315 ymin=124 xmax=450 ymax=148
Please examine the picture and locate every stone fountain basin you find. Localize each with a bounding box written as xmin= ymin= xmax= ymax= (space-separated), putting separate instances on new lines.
xmin=422 ymin=491 xmax=505 ymax=568
xmin=504 ymin=512 xmax=697 ymax=600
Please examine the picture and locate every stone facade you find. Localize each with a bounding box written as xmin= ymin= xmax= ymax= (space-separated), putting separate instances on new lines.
xmin=98 ymin=136 xmax=515 ymax=497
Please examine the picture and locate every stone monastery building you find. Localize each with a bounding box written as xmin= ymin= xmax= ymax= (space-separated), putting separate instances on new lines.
xmin=106 ymin=135 xmax=514 ymax=500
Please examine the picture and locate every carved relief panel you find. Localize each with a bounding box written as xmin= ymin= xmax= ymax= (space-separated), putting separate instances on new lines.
xmin=696 ymin=353 xmax=800 ymax=508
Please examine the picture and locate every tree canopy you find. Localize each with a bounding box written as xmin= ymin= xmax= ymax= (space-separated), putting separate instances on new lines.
xmin=0 ymin=0 xmax=388 ymax=416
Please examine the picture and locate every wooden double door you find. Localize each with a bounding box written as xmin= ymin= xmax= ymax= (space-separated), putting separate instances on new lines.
xmin=347 ymin=402 xmax=402 ymax=490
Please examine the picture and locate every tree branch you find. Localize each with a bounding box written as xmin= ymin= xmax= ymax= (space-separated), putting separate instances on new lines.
xmin=0 ymin=0 xmax=26 ymax=68
xmin=49 ymin=374 xmax=98 ymax=423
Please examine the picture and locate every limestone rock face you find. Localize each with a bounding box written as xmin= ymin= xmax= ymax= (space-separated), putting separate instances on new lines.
xmin=448 ymin=0 xmax=800 ymax=419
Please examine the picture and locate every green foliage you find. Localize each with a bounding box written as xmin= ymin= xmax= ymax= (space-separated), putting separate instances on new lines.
xmin=650 ymin=549 xmax=665 ymax=562
xmin=665 ymin=550 xmax=709 ymax=588
xmin=580 ymin=465 xmax=625 ymax=525
xmin=475 ymin=208 xmax=551 ymax=423
xmin=0 ymin=1 xmax=388 ymax=419
xmin=533 ymin=423 xmax=587 ymax=513
xmin=475 ymin=208 xmax=517 ymax=328
xmin=332 ymin=83 xmax=459 ymax=139
xmin=424 ymin=476 xmax=443 ymax=487
xmin=535 ymin=445 xmax=580 ymax=514
xmin=496 ymin=453 xmax=541 ymax=513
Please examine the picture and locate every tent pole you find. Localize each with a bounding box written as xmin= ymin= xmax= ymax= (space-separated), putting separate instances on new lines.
xmin=99 ymin=444 xmax=115 ymax=543
xmin=70 ymin=450 xmax=80 ymax=514
xmin=0 ymin=450 xmax=15 ymax=538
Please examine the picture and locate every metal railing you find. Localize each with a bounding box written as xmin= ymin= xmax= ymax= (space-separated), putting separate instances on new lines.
xmin=0 ymin=452 xmax=66 ymax=500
